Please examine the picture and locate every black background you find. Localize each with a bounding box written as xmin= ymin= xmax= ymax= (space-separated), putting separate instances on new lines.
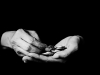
xmin=0 ymin=3 xmax=95 ymax=73
xmin=1 ymin=6 xmax=88 ymax=44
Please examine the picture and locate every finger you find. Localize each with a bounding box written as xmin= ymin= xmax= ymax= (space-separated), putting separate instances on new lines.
xmin=22 ymin=56 xmax=32 ymax=63
xmin=40 ymin=55 xmax=48 ymax=61
xmin=28 ymin=53 xmax=40 ymax=59
xmin=16 ymin=51 xmax=25 ymax=57
xmin=28 ymin=30 xmax=39 ymax=40
xmin=54 ymin=37 xmax=71 ymax=48
xmin=29 ymin=53 xmax=48 ymax=61
xmin=13 ymin=45 xmax=29 ymax=56
xmin=52 ymin=52 xmax=59 ymax=58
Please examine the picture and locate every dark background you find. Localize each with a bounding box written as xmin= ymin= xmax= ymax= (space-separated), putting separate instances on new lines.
xmin=1 ymin=6 xmax=88 ymax=44
xmin=0 ymin=4 xmax=95 ymax=72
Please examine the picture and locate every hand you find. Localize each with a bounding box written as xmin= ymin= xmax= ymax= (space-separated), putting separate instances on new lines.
xmin=1 ymin=29 xmax=82 ymax=63
xmin=22 ymin=36 xmax=81 ymax=63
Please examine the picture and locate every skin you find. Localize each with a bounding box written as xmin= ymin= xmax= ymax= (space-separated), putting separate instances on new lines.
xmin=23 ymin=36 xmax=81 ymax=62
xmin=1 ymin=31 xmax=16 ymax=47
xmin=1 ymin=29 xmax=41 ymax=54
xmin=1 ymin=29 xmax=81 ymax=62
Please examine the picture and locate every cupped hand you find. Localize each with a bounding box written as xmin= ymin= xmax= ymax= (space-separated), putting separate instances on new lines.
xmin=22 ymin=36 xmax=81 ymax=62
